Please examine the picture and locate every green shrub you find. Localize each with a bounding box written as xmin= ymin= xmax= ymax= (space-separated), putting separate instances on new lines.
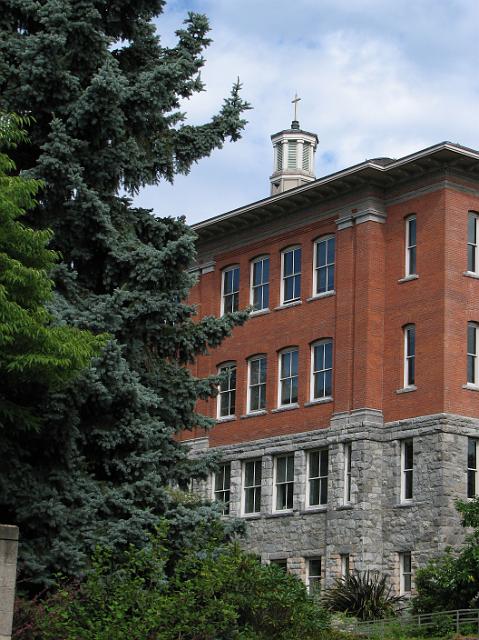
xmin=15 ymin=520 xmax=330 ymax=640
xmin=321 ymin=570 xmax=403 ymax=621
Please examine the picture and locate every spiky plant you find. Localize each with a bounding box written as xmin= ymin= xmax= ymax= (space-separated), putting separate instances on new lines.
xmin=321 ymin=570 xmax=403 ymax=621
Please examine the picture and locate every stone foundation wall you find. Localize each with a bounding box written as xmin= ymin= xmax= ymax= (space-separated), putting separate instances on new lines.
xmin=188 ymin=411 xmax=478 ymax=592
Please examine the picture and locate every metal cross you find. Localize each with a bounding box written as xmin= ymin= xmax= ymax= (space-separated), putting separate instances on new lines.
xmin=292 ymin=93 xmax=301 ymax=120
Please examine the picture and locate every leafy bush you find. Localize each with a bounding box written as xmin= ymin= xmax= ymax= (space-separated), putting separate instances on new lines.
xmin=412 ymin=497 xmax=479 ymax=613
xmin=321 ymin=570 xmax=403 ymax=621
xmin=14 ymin=520 xmax=330 ymax=640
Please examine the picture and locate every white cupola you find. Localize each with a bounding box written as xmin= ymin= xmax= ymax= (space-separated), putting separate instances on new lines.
xmin=269 ymin=94 xmax=318 ymax=195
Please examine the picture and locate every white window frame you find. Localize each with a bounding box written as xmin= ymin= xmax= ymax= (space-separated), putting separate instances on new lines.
xmin=247 ymin=355 xmax=267 ymax=413
xmin=400 ymin=439 xmax=414 ymax=503
xmin=400 ymin=552 xmax=412 ymax=594
xmin=403 ymin=324 xmax=416 ymax=388
xmin=310 ymin=339 xmax=333 ymax=401
xmin=468 ymin=212 xmax=479 ymax=274
xmin=213 ymin=462 xmax=231 ymax=515
xmin=221 ymin=265 xmax=240 ymax=315
xmin=468 ymin=438 xmax=478 ymax=499
xmin=250 ymin=255 xmax=270 ymax=312
xmin=344 ymin=443 xmax=352 ymax=504
xmin=307 ymin=557 xmax=322 ymax=594
xmin=340 ymin=554 xmax=350 ymax=578
xmin=405 ymin=215 xmax=417 ymax=276
xmin=313 ymin=235 xmax=335 ymax=296
xmin=278 ymin=348 xmax=299 ymax=407
xmin=467 ymin=322 xmax=479 ymax=386
xmin=217 ymin=362 xmax=236 ymax=419
xmin=242 ymin=459 xmax=262 ymax=515
xmin=306 ymin=448 xmax=329 ymax=508
xmin=281 ymin=246 xmax=301 ymax=304
xmin=274 ymin=454 xmax=295 ymax=512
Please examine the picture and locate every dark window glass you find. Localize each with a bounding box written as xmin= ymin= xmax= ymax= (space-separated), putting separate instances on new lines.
xmin=223 ymin=267 xmax=240 ymax=313
xmin=315 ymin=236 xmax=335 ymax=294
xmin=280 ymin=349 xmax=298 ymax=405
xmin=252 ymin=257 xmax=270 ymax=311
xmin=468 ymin=323 xmax=477 ymax=385
xmin=282 ymin=248 xmax=301 ymax=302
xmin=468 ymin=439 xmax=477 ymax=498
xmin=214 ymin=463 xmax=231 ymax=515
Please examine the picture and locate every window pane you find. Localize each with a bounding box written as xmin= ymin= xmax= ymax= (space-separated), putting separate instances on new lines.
xmin=468 ymin=355 xmax=475 ymax=384
xmin=327 ymin=237 xmax=335 ymax=263
xmin=404 ymin=441 xmax=413 ymax=469
xmin=320 ymin=449 xmax=329 ymax=476
xmin=468 ymin=324 xmax=476 ymax=355
xmin=294 ymin=274 xmax=301 ymax=298
xmin=286 ymin=456 xmax=294 ymax=481
xmin=309 ymin=478 xmax=319 ymax=505
xmin=255 ymin=486 xmax=261 ymax=511
xmin=318 ymin=268 xmax=327 ymax=294
xmin=408 ymin=218 xmax=416 ymax=246
xmin=245 ymin=488 xmax=254 ymax=513
xmin=409 ymin=246 xmax=416 ymax=274
xmin=253 ymin=260 xmax=262 ymax=286
xmin=405 ymin=470 xmax=413 ymax=500
xmin=291 ymin=376 xmax=298 ymax=403
xmin=277 ymin=457 xmax=286 ymax=482
xmin=468 ymin=245 xmax=476 ymax=273
xmin=468 ymin=469 xmax=476 ymax=498
xmin=255 ymin=461 xmax=262 ymax=483
xmin=324 ymin=370 xmax=332 ymax=397
xmin=281 ymin=352 xmax=290 ymax=378
xmin=294 ymin=248 xmax=301 ymax=273
xmin=320 ymin=478 xmax=328 ymax=504
xmin=284 ymin=251 xmax=293 ymax=276
xmin=327 ymin=266 xmax=335 ymax=291
xmin=407 ymin=327 xmax=415 ymax=356
xmin=245 ymin=461 xmax=255 ymax=486
xmin=309 ymin=451 xmax=319 ymax=478
xmin=291 ymin=349 xmax=298 ymax=374
xmin=468 ymin=438 xmax=477 ymax=470
xmin=309 ymin=558 xmax=321 ymax=576
xmin=317 ymin=241 xmax=326 ymax=266
xmin=325 ymin=341 xmax=333 ymax=368
xmin=262 ymin=283 xmax=269 ymax=309
xmin=284 ymin=276 xmax=294 ymax=301
xmin=469 ymin=213 xmax=477 ymax=244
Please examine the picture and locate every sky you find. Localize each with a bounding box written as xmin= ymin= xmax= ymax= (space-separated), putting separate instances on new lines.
xmin=133 ymin=0 xmax=479 ymax=225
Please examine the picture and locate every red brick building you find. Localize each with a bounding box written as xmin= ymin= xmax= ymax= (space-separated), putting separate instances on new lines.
xmin=185 ymin=119 xmax=479 ymax=594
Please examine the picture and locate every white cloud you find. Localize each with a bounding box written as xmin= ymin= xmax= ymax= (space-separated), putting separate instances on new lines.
xmin=134 ymin=0 xmax=479 ymax=224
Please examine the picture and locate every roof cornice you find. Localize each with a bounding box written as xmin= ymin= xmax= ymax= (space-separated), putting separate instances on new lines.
xmin=192 ymin=141 xmax=479 ymax=236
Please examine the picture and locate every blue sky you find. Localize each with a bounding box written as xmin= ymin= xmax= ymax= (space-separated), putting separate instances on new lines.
xmin=133 ymin=0 xmax=479 ymax=224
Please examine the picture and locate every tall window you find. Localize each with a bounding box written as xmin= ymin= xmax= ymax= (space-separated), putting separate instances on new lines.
xmin=250 ymin=256 xmax=270 ymax=311
xmin=275 ymin=454 xmax=294 ymax=511
xmin=314 ymin=236 xmax=335 ymax=295
xmin=400 ymin=552 xmax=412 ymax=594
xmin=222 ymin=266 xmax=239 ymax=314
xmin=404 ymin=325 xmax=416 ymax=387
xmin=248 ymin=355 xmax=267 ymax=412
xmin=467 ymin=323 xmax=479 ymax=385
xmin=468 ymin=212 xmax=479 ymax=273
xmin=307 ymin=558 xmax=322 ymax=594
xmin=218 ymin=363 xmax=236 ymax=418
xmin=341 ymin=554 xmax=350 ymax=577
xmin=401 ymin=440 xmax=414 ymax=502
xmin=308 ymin=449 xmax=329 ymax=507
xmin=281 ymin=247 xmax=301 ymax=303
xmin=344 ymin=443 xmax=352 ymax=504
xmin=214 ymin=463 xmax=231 ymax=515
xmin=311 ymin=339 xmax=333 ymax=400
xmin=243 ymin=459 xmax=262 ymax=514
xmin=468 ymin=438 xmax=477 ymax=498
xmin=278 ymin=348 xmax=299 ymax=406
xmin=405 ymin=215 xmax=417 ymax=276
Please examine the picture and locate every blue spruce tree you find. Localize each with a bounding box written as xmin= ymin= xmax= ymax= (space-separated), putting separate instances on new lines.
xmin=0 ymin=0 xmax=249 ymax=586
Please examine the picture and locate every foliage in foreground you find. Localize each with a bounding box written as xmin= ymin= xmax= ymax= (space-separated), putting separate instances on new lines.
xmin=14 ymin=521 xmax=330 ymax=640
xmin=413 ymin=497 xmax=479 ymax=613
xmin=0 ymin=113 xmax=105 ymax=428
xmin=321 ymin=570 xmax=403 ymax=621
xmin=0 ymin=0 xmax=249 ymax=586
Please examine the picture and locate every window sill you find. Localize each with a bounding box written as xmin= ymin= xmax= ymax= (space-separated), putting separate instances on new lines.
xmin=271 ymin=403 xmax=299 ymax=413
xmin=215 ymin=416 xmax=236 ymax=424
xmin=274 ymin=300 xmax=302 ymax=311
xmin=250 ymin=308 xmax=270 ymax=317
xmin=396 ymin=385 xmax=417 ymax=394
xmin=464 ymin=271 xmax=479 ymax=280
xmin=241 ymin=513 xmax=262 ymax=520
xmin=463 ymin=383 xmax=479 ymax=392
xmin=398 ymin=274 xmax=419 ymax=284
xmin=240 ymin=410 xmax=268 ymax=419
xmin=266 ymin=510 xmax=295 ymax=519
xmin=394 ymin=501 xmax=415 ymax=509
xmin=337 ymin=504 xmax=354 ymax=511
xmin=306 ymin=291 xmax=335 ymax=302
xmin=304 ymin=397 xmax=333 ymax=407
xmin=301 ymin=506 xmax=328 ymax=514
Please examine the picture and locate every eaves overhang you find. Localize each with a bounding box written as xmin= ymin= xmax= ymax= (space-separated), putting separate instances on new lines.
xmin=192 ymin=142 xmax=479 ymax=240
